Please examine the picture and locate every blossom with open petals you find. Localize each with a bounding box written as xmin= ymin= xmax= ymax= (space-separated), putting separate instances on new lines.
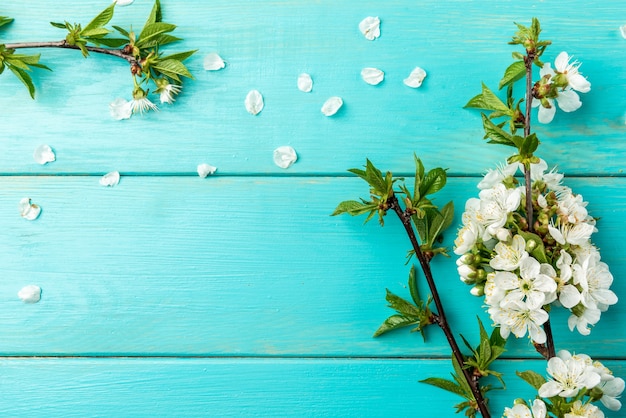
xmin=553 ymin=51 xmax=591 ymax=93
xmin=494 ymin=257 xmax=557 ymax=309
xmin=539 ymin=350 xmax=601 ymax=398
xmin=155 ymin=79 xmax=182 ymax=104
xmin=564 ymin=400 xmax=604 ymax=418
xmin=503 ymin=399 xmax=546 ymax=418
xmin=598 ymin=377 xmax=625 ymax=411
xmin=490 ymin=299 xmax=548 ymax=343
xmin=490 ymin=234 xmax=528 ymax=271
xmin=573 ymin=254 xmax=618 ymax=311
xmin=130 ymin=86 xmax=158 ymax=114
xmin=476 ymin=183 xmax=522 ymax=237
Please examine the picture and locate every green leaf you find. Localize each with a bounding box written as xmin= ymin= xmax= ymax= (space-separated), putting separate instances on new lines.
xmin=331 ymin=200 xmax=376 ymax=217
xmin=0 ymin=16 xmax=14 ymax=28
xmin=8 ymin=64 xmax=35 ymax=99
xmin=88 ymin=37 xmax=128 ymax=48
xmin=159 ymin=50 xmax=197 ymax=62
xmin=373 ymin=314 xmax=419 ymax=337
xmin=81 ymin=3 xmax=115 ymax=36
xmin=520 ymin=133 xmax=540 ymax=157
xmin=81 ymin=27 xmax=111 ymax=38
xmin=145 ymin=0 xmax=163 ymax=26
xmin=408 ymin=265 xmax=420 ymax=307
xmin=452 ymin=356 xmax=473 ymax=397
xmin=516 ymin=370 xmax=546 ymax=390
xmin=49 ymin=21 xmax=67 ymax=29
xmin=427 ymin=201 xmax=454 ymax=247
xmin=385 ymin=290 xmax=421 ymax=317
xmin=499 ymin=61 xmax=526 ymax=90
xmin=465 ymin=83 xmax=512 ymax=115
xmin=140 ymin=34 xmax=181 ymax=48
xmin=112 ymin=25 xmax=130 ymax=38
xmin=420 ymin=377 xmax=467 ymax=397
xmin=419 ymin=167 xmax=447 ymax=197
xmin=136 ymin=22 xmax=176 ymax=48
xmin=154 ymin=58 xmax=193 ymax=79
xmin=481 ymin=114 xmax=516 ymax=147
xmin=517 ymin=231 xmax=548 ymax=263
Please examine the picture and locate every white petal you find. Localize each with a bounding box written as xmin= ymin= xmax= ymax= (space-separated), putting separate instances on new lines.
xmin=539 ymin=62 xmax=555 ymax=78
xmin=297 ymin=73 xmax=313 ymax=92
xmin=321 ymin=96 xmax=343 ymax=116
xmin=100 ymin=171 xmax=120 ymax=187
xmin=109 ymin=98 xmax=132 ymax=120
xmin=19 ymin=197 xmax=41 ymax=221
xmin=273 ymin=146 xmax=297 ymax=169
xmin=556 ymin=89 xmax=582 ymax=112
xmin=245 ymin=90 xmax=264 ymax=115
xmin=18 ymin=285 xmax=41 ymax=303
xmin=33 ymin=144 xmax=56 ymax=165
xmin=359 ymin=16 xmax=380 ymax=40
xmin=197 ymin=163 xmax=217 ymax=178
xmin=203 ymin=53 xmax=225 ymax=71
xmin=567 ymin=73 xmax=591 ymax=93
xmin=361 ymin=67 xmax=384 ymax=85
xmin=559 ymin=285 xmax=581 ymax=309
xmin=115 ymin=0 xmax=134 ymax=5
xmin=403 ymin=67 xmax=427 ymax=88
xmin=621 ymin=24 xmax=626 ymax=39
xmin=554 ymin=51 xmax=569 ymax=72
xmin=537 ymin=102 xmax=556 ymax=124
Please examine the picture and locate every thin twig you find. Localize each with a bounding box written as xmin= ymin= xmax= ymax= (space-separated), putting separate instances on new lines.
xmin=389 ymin=196 xmax=491 ymax=418
xmin=4 ymin=40 xmax=137 ymax=65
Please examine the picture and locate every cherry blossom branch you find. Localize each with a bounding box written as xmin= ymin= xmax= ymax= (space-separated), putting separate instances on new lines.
xmin=4 ymin=40 xmax=137 ymax=65
xmin=388 ymin=195 xmax=491 ymax=418
xmin=524 ymin=49 xmax=556 ymax=361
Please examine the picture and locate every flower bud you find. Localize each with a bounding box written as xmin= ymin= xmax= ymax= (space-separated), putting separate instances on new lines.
xmin=457 ymin=264 xmax=476 ymax=279
xmin=496 ymin=227 xmax=511 ymax=242
xmin=470 ymin=285 xmax=484 ymax=296
xmin=526 ymin=239 xmax=537 ymax=252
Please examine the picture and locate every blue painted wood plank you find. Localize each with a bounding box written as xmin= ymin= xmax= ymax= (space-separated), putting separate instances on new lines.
xmin=0 ymin=357 xmax=622 ymax=417
xmin=1 ymin=176 xmax=623 ymax=357
xmin=0 ymin=1 xmax=625 ymax=175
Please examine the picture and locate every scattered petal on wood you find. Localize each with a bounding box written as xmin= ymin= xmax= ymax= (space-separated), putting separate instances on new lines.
xmin=203 ymin=53 xmax=226 ymax=71
xmin=100 ymin=171 xmax=120 ymax=187
xmin=245 ymin=90 xmax=264 ymax=115
xmin=359 ymin=16 xmax=380 ymax=40
xmin=403 ymin=67 xmax=427 ymax=88
xmin=33 ymin=144 xmax=56 ymax=165
xmin=197 ymin=163 xmax=217 ymax=178
xmin=621 ymin=25 xmax=626 ymax=39
xmin=361 ymin=68 xmax=384 ymax=85
xmin=321 ymin=97 xmax=343 ymax=116
xmin=273 ymin=146 xmax=298 ymax=169
xmin=297 ymin=73 xmax=313 ymax=93
xmin=115 ymin=0 xmax=134 ymax=5
xmin=18 ymin=285 xmax=41 ymax=303
xmin=109 ymin=98 xmax=132 ymax=120
xmin=19 ymin=198 xmax=41 ymax=221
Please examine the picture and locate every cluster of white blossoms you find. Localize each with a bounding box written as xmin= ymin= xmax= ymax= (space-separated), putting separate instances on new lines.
xmin=531 ymin=51 xmax=591 ymax=124
xmin=454 ymin=159 xmax=618 ymax=343
xmin=503 ymin=350 xmax=624 ymax=417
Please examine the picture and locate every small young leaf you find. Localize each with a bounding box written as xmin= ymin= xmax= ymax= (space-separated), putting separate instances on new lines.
xmin=89 ymin=37 xmax=128 ymax=48
xmin=420 ymin=377 xmax=467 ymax=397
xmin=159 ymin=50 xmax=197 ymax=63
xmin=331 ymin=200 xmax=376 ymax=217
xmin=385 ymin=290 xmax=421 ymax=317
xmin=427 ymin=201 xmax=454 ymax=247
xmin=499 ymin=61 xmax=526 ymax=90
xmin=154 ymin=59 xmax=193 ymax=79
xmin=81 ymin=3 xmax=115 ymax=35
xmin=136 ymin=22 xmax=176 ymax=48
xmin=481 ymin=114 xmax=516 ymax=147
xmin=516 ymin=370 xmax=546 ymax=390
xmin=8 ymin=65 xmax=36 ymax=98
xmin=145 ymin=0 xmax=163 ymax=27
xmin=373 ymin=314 xmax=419 ymax=337
xmin=419 ymin=167 xmax=447 ymax=197
xmin=408 ymin=265 xmax=421 ymax=307
xmin=112 ymin=25 xmax=130 ymax=38
xmin=0 ymin=16 xmax=14 ymax=28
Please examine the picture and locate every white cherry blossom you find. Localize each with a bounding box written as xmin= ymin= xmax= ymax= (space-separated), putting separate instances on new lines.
xmin=476 ymin=184 xmax=522 ymax=237
xmin=598 ymin=377 xmax=625 ymax=411
xmin=490 ymin=299 xmax=548 ymax=343
xmin=539 ymin=350 xmax=601 ymax=398
xmin=573 ymin=254 xmax=618 ymax=311
xmin=489 ymin=234 xmax=528 ymax=271
xmin=564 ymin=400 xmax=604 ymax=418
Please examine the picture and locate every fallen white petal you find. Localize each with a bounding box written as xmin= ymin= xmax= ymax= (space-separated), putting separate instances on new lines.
xmin=33 ymin=144 xmax=56 ymax=165
xmin=359 ymin=16 xmax=380 ymax=40
xmin=621 ymin=24 xmax=626 ymax=39
xmin=109 ymin=98 xmax=132 ymax=120
xmin=115 ymin=0 xmax=134 ymax=5
xmin=19 ymin=198 xmax=41 ymax=221
xmin=404 ymin=67 xmax=427 ymax=88
xmin=297 ymin=73 xmax=313 ymax=92
xmin=273 ymin=146 xmax=298 ymax=169
xmin=203 ymin=53 xmax=226 ymax=71
xmin=197 ymin=163 xmax=217 ymax=178
xmin=100 ymin=171 xmax=120 ymax=187
xmin=321 ymin=96 xmax=343 ymax=116
xmin=245 ymin=90 xmax=264 ymax=115
xmin=361 ymin=67 xmax=384 ymax=85
xmin=18 ymin=285 xmax=41 ymax=303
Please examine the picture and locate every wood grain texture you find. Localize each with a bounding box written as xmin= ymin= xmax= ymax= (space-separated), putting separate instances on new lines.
xmin=1 ymin=176 xmax=623 ymax=357
xmin=0 ymin=357 xmax=623 ymax=417
xmin=0 ymin=1 xmax=625 ymax=175
xmin=1 ymin=1 xmax=625 ymax=416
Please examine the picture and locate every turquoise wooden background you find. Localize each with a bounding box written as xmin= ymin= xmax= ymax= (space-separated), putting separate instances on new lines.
xmin=1 ymin=1 xmax=624 ymax=416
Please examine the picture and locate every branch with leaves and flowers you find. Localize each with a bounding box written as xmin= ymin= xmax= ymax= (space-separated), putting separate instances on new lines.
xmin=334 ymin=18 xmax=623 ymax=418
xmin=0 ymin=0 xmax=194 ymax=119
